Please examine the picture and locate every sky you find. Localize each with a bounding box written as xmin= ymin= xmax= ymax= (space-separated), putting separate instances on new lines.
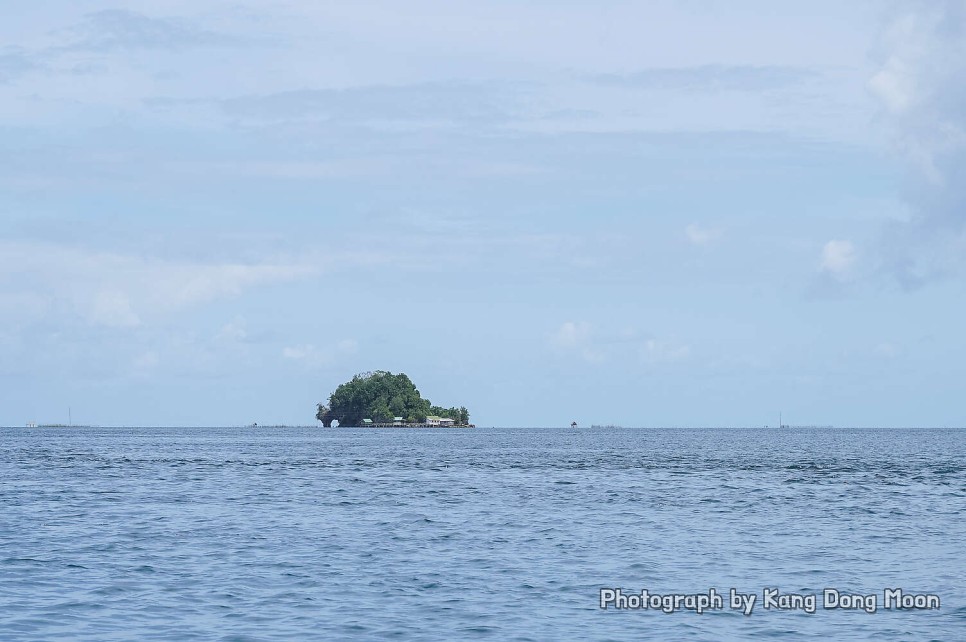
xmin=2 ymin=1 xmax=965 ymax=427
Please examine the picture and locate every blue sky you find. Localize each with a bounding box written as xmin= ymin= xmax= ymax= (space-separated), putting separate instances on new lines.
xmin=2 ymin=1 xmax=964 ymax=427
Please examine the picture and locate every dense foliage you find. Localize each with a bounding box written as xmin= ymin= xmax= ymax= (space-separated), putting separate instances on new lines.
xmin=430 ymin=405 xmax=470 ymax=425
xmin=316 ymin=371 xmax=470 ymax=427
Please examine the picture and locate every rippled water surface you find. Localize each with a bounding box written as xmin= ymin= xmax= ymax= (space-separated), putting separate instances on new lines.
xmin=1 ymin=426 xmax=963 ymax=640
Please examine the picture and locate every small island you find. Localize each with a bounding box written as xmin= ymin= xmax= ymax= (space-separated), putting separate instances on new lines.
xmin=316 ymin=371 xmax=472 ymax=427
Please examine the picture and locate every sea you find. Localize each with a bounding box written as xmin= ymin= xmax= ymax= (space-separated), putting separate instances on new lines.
xmin=1 ymin=426 xmax=963 ymax=640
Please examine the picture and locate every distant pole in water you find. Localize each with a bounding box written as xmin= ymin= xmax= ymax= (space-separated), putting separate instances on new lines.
xmin=69 ymin=407 xmax=72 ymax=427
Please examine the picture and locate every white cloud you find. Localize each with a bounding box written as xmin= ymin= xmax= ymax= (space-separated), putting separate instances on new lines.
xmin=869 ymin=9 xmax=966 ymax=184
xmin=868 ymin=57 xmax=915 ymax=115
xmin=282 ymin=345 xmax=314 ymax=360
xmin=0 ymin=241 xmax=318 ymax=328
xmin=868 ymin=13 xmax=923 ymax=115
xmin=820 ymin=239 xmax=856 ymax=278
xmin=641 ymin=339 xmax=691 ymax=363
xmin=548 ymin=321 xmax=603 ymax=362
xmin=550 ymin=321 xmax=590 ymax=349
xmin=685 ymin=223 xmax=722 ymax=246
xmin=151 ymin=263 xmax=315 ymax=309
xmin=282 ymin=339 xmax=358 ymax=368
xmin=335 ymin=339 xmax=358 ymax=353
xmin=549 ymin=321 xmax=689 ymax=365
xmin=216 ymin=318 xmax=248 ymax=342
xmin=873 ymin=342 xmax=899 ymax=358
xmin=868 ymin=4 xmax=966 ymax=287
xmin=67 ymin=9 xmax=246 ymax=52
xmin=89 ymin=289 xmax=141 ymax=327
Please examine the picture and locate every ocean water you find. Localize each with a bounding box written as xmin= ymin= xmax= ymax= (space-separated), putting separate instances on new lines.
xmin=1 ymin=426 xmax=963 ymax=641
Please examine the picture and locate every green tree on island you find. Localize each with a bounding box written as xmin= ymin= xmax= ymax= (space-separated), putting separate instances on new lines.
xmin=316 ymin=371 xmax=470 ymax=427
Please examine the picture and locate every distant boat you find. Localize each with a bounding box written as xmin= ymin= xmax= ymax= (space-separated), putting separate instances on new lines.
xmin=570 ymin=421 xmax=577 ymax=428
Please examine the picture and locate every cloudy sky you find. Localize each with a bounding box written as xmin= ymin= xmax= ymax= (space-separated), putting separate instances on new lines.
xmin=2 ymin=1 xmax=964 ymax=427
